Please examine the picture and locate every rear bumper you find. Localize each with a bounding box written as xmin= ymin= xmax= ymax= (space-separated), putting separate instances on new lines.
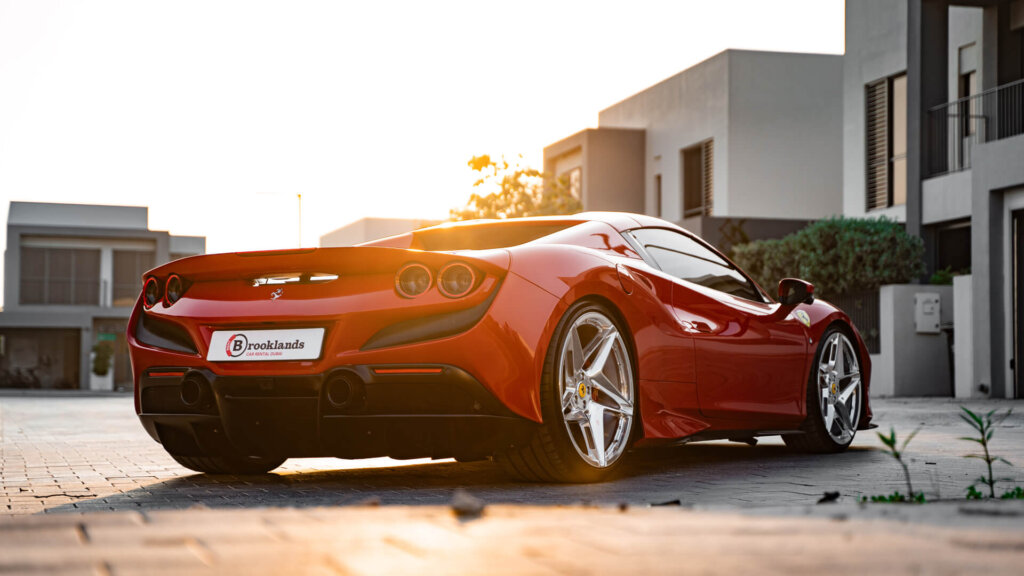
xmin=137 ymin=364 xmax=537 ymax=461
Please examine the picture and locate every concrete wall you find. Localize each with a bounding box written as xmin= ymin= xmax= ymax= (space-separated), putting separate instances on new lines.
xmin=583 ymin=129 xmax=646 ymax=213
xmin=953 ymin=274 xmax=979 ymax=398
xmin=970 ymin=134 xmax=1024 ymax=398
xmin=843 ymin=0 xmax=909 ymax=221
xmin=8 ymin=202 xmax=148 ymax=230
xmin=948 ymin=7 xmax=984 ymax=103
xmin=542 ymin=128 xmax=646 ymax=214
xmin=726 ymin=51 xmax=843 ymax=220
xmin=319 ymin=217 xmax=441 ymax=247
xmin=922 ymin=170 xmax=973 ymax=224
xmin=169 ymin=235 xmax=206 ymax=257
xmin=874 ymin=284 xmax=954 ymax=397
xmin=598 ymin=51 xmax=731 ymax=221
xmin=598 ymin=50 xmax=842 ymax=223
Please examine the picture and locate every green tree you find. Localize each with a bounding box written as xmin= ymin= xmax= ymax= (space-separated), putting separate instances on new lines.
xmin=731 ymin=216 xmax=925 ymax=297
xmin=449 ymin=154 xmax=581 ymax=221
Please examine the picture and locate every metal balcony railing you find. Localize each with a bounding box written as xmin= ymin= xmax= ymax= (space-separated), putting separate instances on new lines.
xmin=927 ymin=78 xmax=1024 ymax=176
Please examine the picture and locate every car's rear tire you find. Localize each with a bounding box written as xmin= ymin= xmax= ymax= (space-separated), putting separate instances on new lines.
xmin=784 ymin=326 xmax=862 ymax=453
xmin=169 ymin=452 xmax=287 ymax=475
xmin=497 ymin=300 xmax=637 ymax=483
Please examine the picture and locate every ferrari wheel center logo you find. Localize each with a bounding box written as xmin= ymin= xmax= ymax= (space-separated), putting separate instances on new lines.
xmin=578 ymin=382 xmax=587 ymax=399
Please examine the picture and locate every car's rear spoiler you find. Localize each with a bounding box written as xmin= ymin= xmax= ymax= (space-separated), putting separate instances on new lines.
xmin=144 ymin=246 xmax=511 ymax=283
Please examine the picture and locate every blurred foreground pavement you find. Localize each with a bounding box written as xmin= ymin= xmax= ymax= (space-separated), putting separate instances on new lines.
xmin=1 ymin=502 xmax=1023 ymax=575
xmin=2 ymin=394 xmax=1024 ymax=573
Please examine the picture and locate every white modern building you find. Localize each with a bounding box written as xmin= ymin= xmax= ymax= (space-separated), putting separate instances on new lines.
xmin=543 ymin=2 xmax=1024 ymax=400
xmin=320 ymin=217 xmax=441 ymax=247
xmin=843 ymin=0 xmax=1024 ymax=400
xmin=0 ymin=202 xmax=205 ymax=390
xmin=544 ymin=49 xmax=843 ymax=249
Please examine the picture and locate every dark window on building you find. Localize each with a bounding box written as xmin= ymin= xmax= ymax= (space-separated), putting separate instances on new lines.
xmin=959 ymin=70 xmax=978 ymax=137
xmin=936 ymin=223 xmax=972 ymax=274
xmin=113 ymin=250 xmax=156 ymax=308
xmin=653 ymin=174 xmax=662 ymax=217
xmin=19 ymin=247 xmax=100 ymax=305
xmin=626 ymin=227 xmax=761 ymax=302
xmin=866 ymin=73 xmax=907 ymax=210
xmin=682 ymin=140 xmax=713 ymax=217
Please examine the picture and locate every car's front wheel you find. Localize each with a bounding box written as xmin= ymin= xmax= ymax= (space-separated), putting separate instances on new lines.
xmin=784 ymin=326 xmax=862 ymax=453
xmin=498 ymin=300 xmax=637 ymax=482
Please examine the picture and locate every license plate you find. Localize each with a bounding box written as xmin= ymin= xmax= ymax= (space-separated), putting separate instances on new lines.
xmin=207 ymin=328 xmax=325 ymax=362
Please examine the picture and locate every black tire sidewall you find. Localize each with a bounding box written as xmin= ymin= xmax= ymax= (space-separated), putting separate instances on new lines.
xmin=806 ymin=326 xmax=861 ymax=452
xmin=540 ymin=299 xmax=637 ymax=482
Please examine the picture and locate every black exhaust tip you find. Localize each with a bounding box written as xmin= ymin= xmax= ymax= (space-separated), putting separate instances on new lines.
xmin=180 ymin=372 xmax=210 ymax=407
xmin=324 ymin=371 xmax=365 ymax=411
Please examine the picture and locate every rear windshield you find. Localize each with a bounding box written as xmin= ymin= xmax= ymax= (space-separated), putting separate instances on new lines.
xmin=411 ymin=222 xmax=580 ymax=251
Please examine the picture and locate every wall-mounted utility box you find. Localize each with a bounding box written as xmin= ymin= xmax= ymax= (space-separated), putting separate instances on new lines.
xmin=914 ymin=293 xmax=941 ymax=334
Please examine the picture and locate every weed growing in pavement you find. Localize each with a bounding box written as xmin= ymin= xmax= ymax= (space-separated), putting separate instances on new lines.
xmin=862 ymin=492 xmax=926 ymax=504
xmin=959 ymin=406 xmax=1014 ymax=498
xmin=869 ymin=426 xmax=923 ymax=503
xmin=1000 ymin=486 xmax=1024 ymax=500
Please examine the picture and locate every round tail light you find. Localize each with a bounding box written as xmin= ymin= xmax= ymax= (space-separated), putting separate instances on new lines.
xmin=438 ymin=262 xmax=476 ymax=298
xmin=143 ymin=277 xmax=161 ymax=308
xmin=165 ymin=274 xmax=183 ymax=305
xmin=396 ymin=263 xmax=432 ymax=298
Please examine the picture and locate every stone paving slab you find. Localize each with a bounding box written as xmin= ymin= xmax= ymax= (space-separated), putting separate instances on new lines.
xmin=0 ymin=503 xmax=1022 ymax=575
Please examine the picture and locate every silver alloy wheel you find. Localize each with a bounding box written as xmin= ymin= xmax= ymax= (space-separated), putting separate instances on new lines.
xmin=817 ymin=331 xmax=861 ymax=444
xmin=558 ymin=310 xmax=635 ymax=468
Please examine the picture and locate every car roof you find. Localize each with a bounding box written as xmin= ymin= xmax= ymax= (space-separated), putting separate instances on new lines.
xmin=359 ymin=212 xmax=695 ymax=251
xmin=414 ymin=212 xmax=685 ymax=234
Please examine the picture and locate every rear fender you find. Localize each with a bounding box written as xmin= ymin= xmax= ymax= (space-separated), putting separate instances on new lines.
xmin=507 ymin=245 xmax=699 ymax=435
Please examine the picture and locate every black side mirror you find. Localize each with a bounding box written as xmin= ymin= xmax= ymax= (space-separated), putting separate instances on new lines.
xmin=778 ymin=278 xmax=815 ymax=306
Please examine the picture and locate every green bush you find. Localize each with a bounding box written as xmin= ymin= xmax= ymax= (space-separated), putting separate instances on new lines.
xmin=92 ymin=341 xmax=114 ymax=376
xmin=731 ymin=216 xmax=924 ymax=297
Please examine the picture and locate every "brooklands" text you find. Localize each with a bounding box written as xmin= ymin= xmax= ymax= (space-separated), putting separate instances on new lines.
xmin=226 ymin=334 xmax=307 ymax=357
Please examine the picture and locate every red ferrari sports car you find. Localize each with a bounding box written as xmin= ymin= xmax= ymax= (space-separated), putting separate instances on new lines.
xmin=127 ymin=212 xmax=872 ymax=482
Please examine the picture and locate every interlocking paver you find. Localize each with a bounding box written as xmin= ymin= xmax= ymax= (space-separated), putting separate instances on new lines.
xmin=2 ymin=393 xmax=1024 ymax=573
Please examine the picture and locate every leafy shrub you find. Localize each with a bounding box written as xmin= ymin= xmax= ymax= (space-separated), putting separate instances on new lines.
xmin=92 ymin=341 xmax=114 ymax=376
xmin=731 ymin=216 xmax=924 ymax=298
xmin=930 ymin=266 xmax=955 ymax=285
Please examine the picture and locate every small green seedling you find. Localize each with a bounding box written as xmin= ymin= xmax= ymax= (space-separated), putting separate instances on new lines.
xmin=959 ymin=406 xmax=1014 ymax=498
xmin=1000 ymin=486 xmax=1024 ymax=500
xmin=877 ymin=426 xmax=921 ymax=502
xmin=862 ymin=492 xmax=926 ymax=504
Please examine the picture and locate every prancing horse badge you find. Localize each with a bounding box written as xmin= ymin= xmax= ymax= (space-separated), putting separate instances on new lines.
xmin=794 ymin=309 xmax=811 ymax=328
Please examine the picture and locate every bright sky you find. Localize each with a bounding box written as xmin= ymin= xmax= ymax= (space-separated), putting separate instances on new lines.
xmin=0 ymin=0 xmax=843 ymax=306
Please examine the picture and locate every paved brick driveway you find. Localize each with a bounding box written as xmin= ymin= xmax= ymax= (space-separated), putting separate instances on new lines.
xmin=2 ymin=393 xmax=1022 ymax=515
xmin=3 ymin=393 xmax=1024 ymax=574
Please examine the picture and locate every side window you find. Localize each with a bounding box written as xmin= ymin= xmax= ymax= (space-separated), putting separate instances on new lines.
xmin=627 ymin=228 xmax=762 ymax=302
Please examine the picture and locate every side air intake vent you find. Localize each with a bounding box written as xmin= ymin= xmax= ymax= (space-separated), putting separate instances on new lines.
xmin=136 ymin=312 xmax=199 ymax=355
